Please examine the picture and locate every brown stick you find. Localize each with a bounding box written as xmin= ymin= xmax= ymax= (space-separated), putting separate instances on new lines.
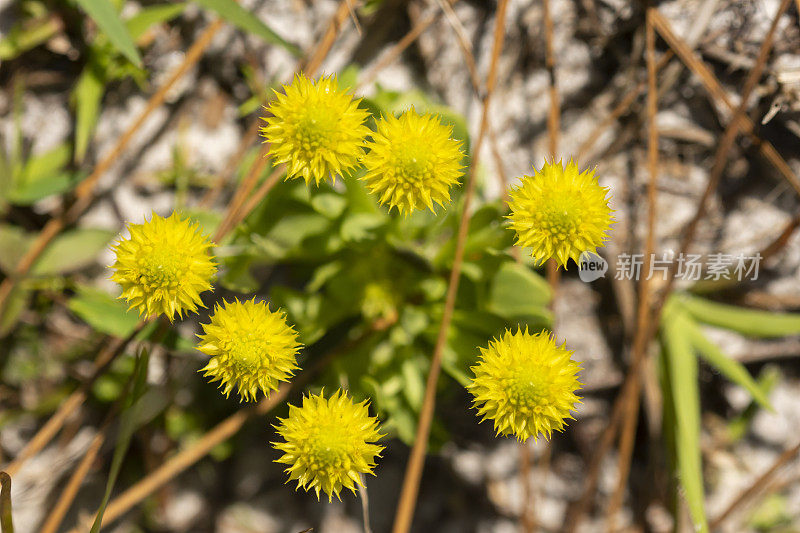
xmin=543 ymin=0 xmax=560 ymax=159
xmin=0 ymin=19 xmax=226 ymax=319
xmin=709 ymin=440 xmax=800 ymax=529
xmin=427 ymin=0 xmax=509 ymax=201
xmin=356 ymin=10 xmax=441 ymax=91
xmin=390 ymin=2 xmax=510 ymax=532
xmin=66 ymin=396 xmax=279 ymax=533
xmin=649 ymin=8 xmax=800 ymax=197
xmin=3 ymin=325 xmax=144 ymax=478
xmin=0 ymin=472 xmax=12 ymax=533
xmin=603 ymin=9 xmax=660 ymax=528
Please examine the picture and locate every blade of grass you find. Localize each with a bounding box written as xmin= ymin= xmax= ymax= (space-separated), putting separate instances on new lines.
xmin=126 ymin=4 xmax=187 ymax=39
xmin=74 ymin=0 xmax=142 ymax=66
xmin=682 ymin=313 xmax=773 ymax=410
xmin=193 ymin=0 xmax=300 ymax=56
xmin=604 ymin=8 xmax=660 ymax=528
xmin=679 ymin=294 xmax=800 ymax=338
xmin=662 ymin=308 xmax=709 ymax=533
xmin=90 ymin=347 xmax=150 ymax=533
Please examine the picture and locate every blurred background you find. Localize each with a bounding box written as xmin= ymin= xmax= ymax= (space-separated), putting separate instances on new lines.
xmin=2 ymin=0 xmax=800 ymax=531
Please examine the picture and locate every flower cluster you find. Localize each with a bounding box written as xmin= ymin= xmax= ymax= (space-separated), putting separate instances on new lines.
xmin=261 ymin=73 xmax=465 ymax=215
xmin=108 ymin=73 xmax=616 ymax=505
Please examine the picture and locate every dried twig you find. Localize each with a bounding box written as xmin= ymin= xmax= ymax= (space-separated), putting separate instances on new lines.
xmin=428 ymin=0 xmax=509 ymax=198
xmin=543 ymin=0 xmax=559 ymax=159
xmin=603 ymin=8 xmax=660 ymax=527
xmin=710 ymin=440 xmax=800 ymax=529
xmin=391 ymin=2 xmax=510 ymax=532
xmin=649 ymin=8 xmax=800 ymax=198
xmin=3 ymin=324 xmax=146 ymax=477
xmin=356 ymin=9 xmax=442 ymax=91
xmin=0 ymin=472 xmax=12 ymax=533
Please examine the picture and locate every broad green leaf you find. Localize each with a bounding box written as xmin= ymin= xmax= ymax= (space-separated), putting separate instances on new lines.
xmin=75 ymin=0 xmax=142 ymax=66
xmin=68 ymin=285 xmax=139 ymax=337
xmin=192 ymin=0 xmax=300 ymax=56
xmin=679 ymin=293 xmax=800 ymax=338
xmin=19 ymin=143 xmax=71 ymax=183
xmin=90 ymin=347 xmax=149 ymax=533
xmin=33 ymin=228 xmax=115 ymax=275
xmin=487 ymin=261 xmax=551 ymax=320
xmin=73 ymin=62 xmax=106 ymax=163
xmin=8 ymin=172 xmax=81 ymax=205
xmin=662 ymin=308 xmax=709 ymax=533
xmin=0 ymin=224 xmax=30 ymax=274
xmin=0 ymin=285 xmax=30 ymax=337
xmin=311 ymin=193 xmax=347 ymax=219
xmin=8 ymin=143 xmax=79 ymax=203
xmin=401 ymin=358 xmax=424 ymax=410
xmin=125 ymin=4 xmax=186 ymax=40
xmin=685 ymin=320 xmax=773 ymax=411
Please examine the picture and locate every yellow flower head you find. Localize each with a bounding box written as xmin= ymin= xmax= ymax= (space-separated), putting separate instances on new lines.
xmin=110 ymin=212 xmax=216 ymax=321
xmin=468 ymin=328 xmax=582 ymax=442
xmin=360 ymin=109 xmax=464 ymax=215
xmin=507 ymin=160 xmax=613 ymax=268
xmin=261 ymin=73 xmax=370 ymax=186
xmin=273 ymin=389 xmax=384 ymax=501
xmin=198 ymin=298 xmax=301 ymax=402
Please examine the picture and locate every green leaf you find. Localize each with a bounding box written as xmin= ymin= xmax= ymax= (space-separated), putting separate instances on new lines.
xmin=661 ymin=308 xmax=709 ymax=533
xmin=72 ymin=61 xmax=106 ymax=163
xmin=679 ymin=293 xmax=800 ymax=338
xmin=487 ymin=261 xmax=551 ymax=320
xmin=401 ymin=358 xmax=425 ymax=410
xmin=0 ymin=224 xmax=31 ymax=275
xmin=8 ymin=172 xmax=81 ymax=205
xmin=0 ymin=16 xmax=61 ymax=61
xmin=68 ymin=285 xmax=139 ymax=337
xmin=8 ymin=143 xmax=80 ymax=203
xmin=90 ymin=347 xmax=149 ymax=533
xmin=192 ymin=0 xmax=300 ymax=56
xmin=0 ymin=285 xmax=30 ymax=337
xmin=19 ymin=143 xmax=71 ymax=183
xmin=33 ymin=228 xmax=115 ymax=275
xmin=75 ymin=0 xmax=142 ymax=66
xmin=685 ymin=320 xmax=773 ymax=411
xmin=125 ymin=4 xmax=186 ymax=40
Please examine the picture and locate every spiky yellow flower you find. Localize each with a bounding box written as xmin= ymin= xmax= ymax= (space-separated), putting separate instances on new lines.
xmin=110 ymin=212 xmax=216 ymax=321
xmin=260 ymin=73 xmax=370 ymax=186
xmin=507 ymin=159 xmax=613 ymax=268
xmin=360 ymin=109 xmax=464 ymax=215
xmin=273 ymin=389 xmax=384 ymax=501
xmin=468 ymin=328 xmax=582 ymax=442
xmin=198 ymin=298 xmax=301 ymax=402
